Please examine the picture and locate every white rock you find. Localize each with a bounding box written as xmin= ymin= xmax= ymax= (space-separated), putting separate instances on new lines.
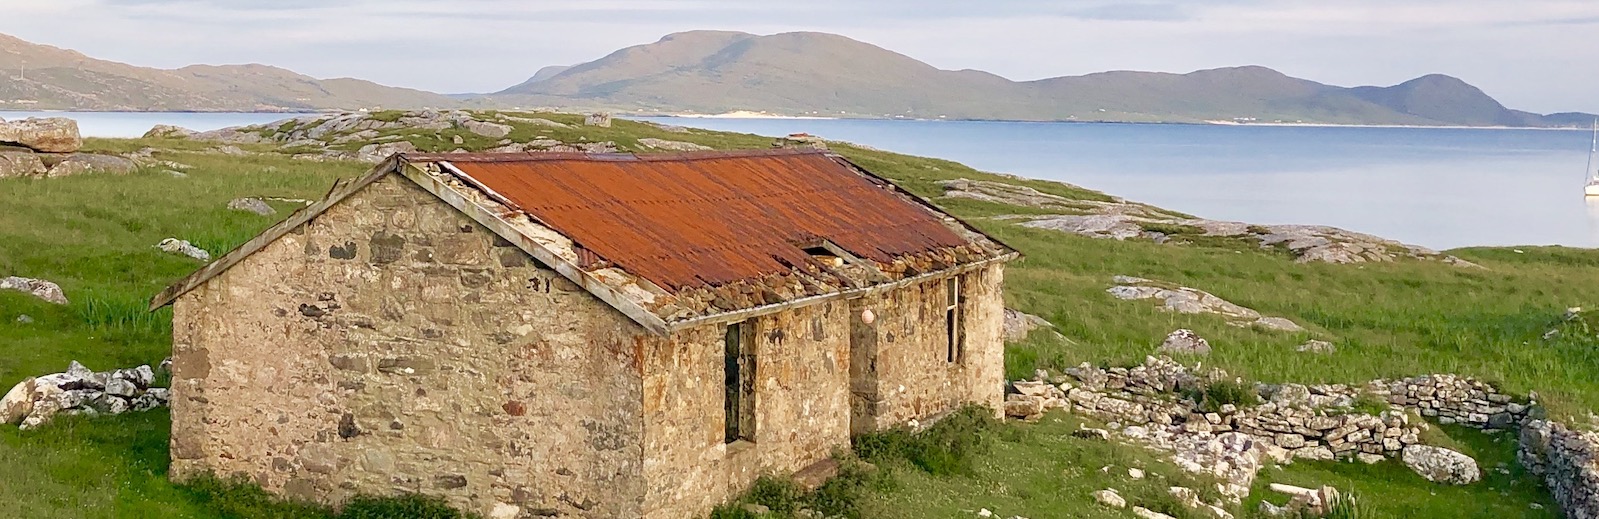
xmin=1128 ymin=467 xmax=1146 ymax=479
xmin=1091 ymin=489 xmax=1126 ymax=509
xmin=1133 ymin=506 xmax=1177 ymax=519
xmin=1401 ymin=445 xmax=1481 ymax=484
xmin=1159 ymin=329 xmax=1211 ymax=355
xmin=0 ymin=276 xmax=69 ymax=305
xmin=157 ymin=238 xmax=212 ymax=262
xmin=0 ymin=377 xmax=37 ymax=425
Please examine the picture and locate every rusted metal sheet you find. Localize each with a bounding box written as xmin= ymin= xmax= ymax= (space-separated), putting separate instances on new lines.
xmin=442 ymin=150 xmax=975 ymax=292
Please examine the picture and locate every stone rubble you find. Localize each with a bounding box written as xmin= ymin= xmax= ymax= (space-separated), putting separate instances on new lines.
xmin=1092 ymin=489 xmax=1127 ymax=508
xmin=158 ymin=238 xmax=212 ymax=262
xmin=0 ymin=276 xmax=69 ymax=305
xmin=0 ymin=361 xmax=170 ymax=429
xmin=0 ymin=117 xmax=143 ymax=179
xmin=1006 ymin=357 xmax=1532 ymax=504
xmin=939 ymin=178 xmax=1480 ymax=267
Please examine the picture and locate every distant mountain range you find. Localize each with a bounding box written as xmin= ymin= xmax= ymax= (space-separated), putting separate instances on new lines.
xmin=1 ymin=30 xmax=1592 ymax=127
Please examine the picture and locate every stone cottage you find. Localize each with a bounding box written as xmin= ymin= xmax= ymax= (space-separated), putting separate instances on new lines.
xmin=150 ymin=149 xmax=1018 ymax=519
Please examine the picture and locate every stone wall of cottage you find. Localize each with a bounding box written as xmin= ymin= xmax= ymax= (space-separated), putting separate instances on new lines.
xmin=849 ymin=265 xmax=1006 ymax=434
xmin=1520 ymin=420 xmax=1599 ymax=519
xmin=169 ymin=174 xmax=647 ymax=519
xmin=639 ymin=300 xmax=854 ymax=519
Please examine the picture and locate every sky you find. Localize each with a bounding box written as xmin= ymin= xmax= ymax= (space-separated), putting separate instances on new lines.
xmin=1 ymin=0 xmax=1597 ymax=113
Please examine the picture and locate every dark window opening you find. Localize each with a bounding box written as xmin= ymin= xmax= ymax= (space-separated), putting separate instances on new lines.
xmin=724 ymin=322 xmax=757 ymax=443
xmin=803 ymin=246 xmax=844 ymax=268
xmin=946 ymin=276 xmax=964 ymax=363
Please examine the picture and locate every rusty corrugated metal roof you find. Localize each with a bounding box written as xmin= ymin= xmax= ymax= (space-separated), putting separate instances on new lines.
xmin=438 ymin=150 xmax=975 ymax=292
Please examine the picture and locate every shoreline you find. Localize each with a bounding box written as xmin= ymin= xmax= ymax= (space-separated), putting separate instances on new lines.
xmin=1 ymin=109 xmax=1590 ymax=131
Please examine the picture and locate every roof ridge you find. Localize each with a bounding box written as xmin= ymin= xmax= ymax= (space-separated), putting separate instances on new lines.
xmin=403 ymin=148 xmax=829 ymax=164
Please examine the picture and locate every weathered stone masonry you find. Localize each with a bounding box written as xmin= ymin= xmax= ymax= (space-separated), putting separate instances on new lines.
xmin=167 ymin=167 xmax=1012 ymax=519
xmin=171 ymin=175 xmax=647 ymax=517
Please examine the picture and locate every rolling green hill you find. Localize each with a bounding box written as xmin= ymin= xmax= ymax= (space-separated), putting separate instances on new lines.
xmin=491 ymin=31 xmax=1593 ymax=127
xmin=0 ymin=33 xmax=458 ymax=112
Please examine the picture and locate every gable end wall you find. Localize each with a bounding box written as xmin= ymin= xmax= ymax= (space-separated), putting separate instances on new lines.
xmin=168 ymin=173 xmax=647 ymax=518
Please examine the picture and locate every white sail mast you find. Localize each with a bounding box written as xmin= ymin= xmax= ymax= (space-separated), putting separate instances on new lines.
xmin=1589 ymin=119 xmax=1598 ymax=183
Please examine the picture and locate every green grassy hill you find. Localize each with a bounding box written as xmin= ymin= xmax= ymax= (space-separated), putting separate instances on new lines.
xmin=490 ymin=31 xmax=1593 ymax=127
xmin=0 ymin=113 xmax=1587 ymax=517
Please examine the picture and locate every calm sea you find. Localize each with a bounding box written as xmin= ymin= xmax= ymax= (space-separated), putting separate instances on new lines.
xmin=5 ymin=111 xmax=1593 ymax=250
xmin=641 ymin=117 xmax=1599 ymax=250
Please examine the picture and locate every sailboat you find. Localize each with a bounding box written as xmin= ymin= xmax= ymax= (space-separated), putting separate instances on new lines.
xmin=1587 ymin=119 xmax=1599 ymax=196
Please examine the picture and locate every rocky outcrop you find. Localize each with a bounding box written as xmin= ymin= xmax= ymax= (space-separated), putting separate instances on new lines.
xmin=584 ymin=113 xmax=612 ymax=127
xmin=47 ymin=154 xmax=138 ymax=177
xmin=1110 ymin=276 xmax=1305 ymax=332
xmin=0 ymin=276 xmax=68 ymax=305
xmin=1519 ymin=420 xmax=1599 ymax=519
xmin=0 ymin=361 xmax=169 ymax=429
xmin=143 ymin=124 xmax=198 ymax=139
xmin=157 ymin=238 xmax=212 ymax=262
xmin=940 ymin=178 xmax=1479 ymax=267
xmin=0 ymin=151 xmax=47 ymax=178
xmin=0 ymin=117 xmax=82 ymax=153
xmin=638 ymin=138 xmax=712 ymax=152
xmin=1402 ymin=445 xmax=1482 ymax=484
xmin=196 ymin=110 xmax=627 ymax=163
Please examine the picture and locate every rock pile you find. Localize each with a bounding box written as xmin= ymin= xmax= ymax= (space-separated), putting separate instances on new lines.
xmin=0 ymin=276 xmax=69 ymax=305
xmin=1 ymin=361 xmax=170 ymax=429
xmin=1158 ymin=329 xmax=1212 ymax=355
xmin=1519 ymin=420 xmax=1599 ymax=518
xmin=1005 ymin=357 xmax=1521 ymax=497
xmin=939 ymin=178 xmax=1479 ymax=267
xmin=1109 ymin=276 xmax=1305 ymax=332
xmin=0 ymin=117 xmax=136 ymax=179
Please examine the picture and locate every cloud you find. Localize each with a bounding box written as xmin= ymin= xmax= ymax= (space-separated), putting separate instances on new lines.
xmin=0 ymin=0 xmax=1595 ymax=112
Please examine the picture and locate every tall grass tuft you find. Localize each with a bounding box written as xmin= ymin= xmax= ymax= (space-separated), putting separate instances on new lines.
xmin=855 ymin=405 xmax=996 ymax=476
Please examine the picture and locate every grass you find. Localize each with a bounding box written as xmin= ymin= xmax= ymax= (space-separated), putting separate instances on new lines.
xmin=1246 ymin=425 xmax=1557 ymax=518
xmin=0 ymin=111 xmax=1591 ymax=517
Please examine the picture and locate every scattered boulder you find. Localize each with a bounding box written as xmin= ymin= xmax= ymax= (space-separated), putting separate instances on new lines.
xmin=0 ymin=276 xmax=69 ymax=305
xmin=158 ymin=238 xmax=212 ymax=262
xmin=213 ymin=145 xmax=251 ymax=156
xmin=497 ymin=115 xmax=571 ymax=128
xmin=143 ymin=125 xmax=197 ymax=139
xmin=1132 ymin=506 xmax=1176 ymax=519
xmin=637 ymin=138 xmax=712 ymax=152
xmin=0 ymin=117 xmax=82 ymax=153
xmin=1004 ymin=395 xmax=1046 ymax=419
xmin=1401 ymin=445 xmax=1481 ymax=484
xmin=47 ymin=154 xmax=138 ymax=177
xmin=0 ymin=151 xmax=47 ymax=178
xmin=462 ymin=120 xmax=514 ymax=138
xmin=2 ymin=361 xmax=169 ymax=429
xmin=1003 ymin=308 xmax=1053 ymax=342
xmin=1091 ymin=489 xmax=1126 ymax=509
xmin=1159 ymin=329 xmax=1211 ymax=355
xmin=584 ymin=113 xmax=612 ymax=127
xmin=227 ymin=197 xmax=277 ymax=216
xmin=16 ymin=314 xmax=34 ymax=323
